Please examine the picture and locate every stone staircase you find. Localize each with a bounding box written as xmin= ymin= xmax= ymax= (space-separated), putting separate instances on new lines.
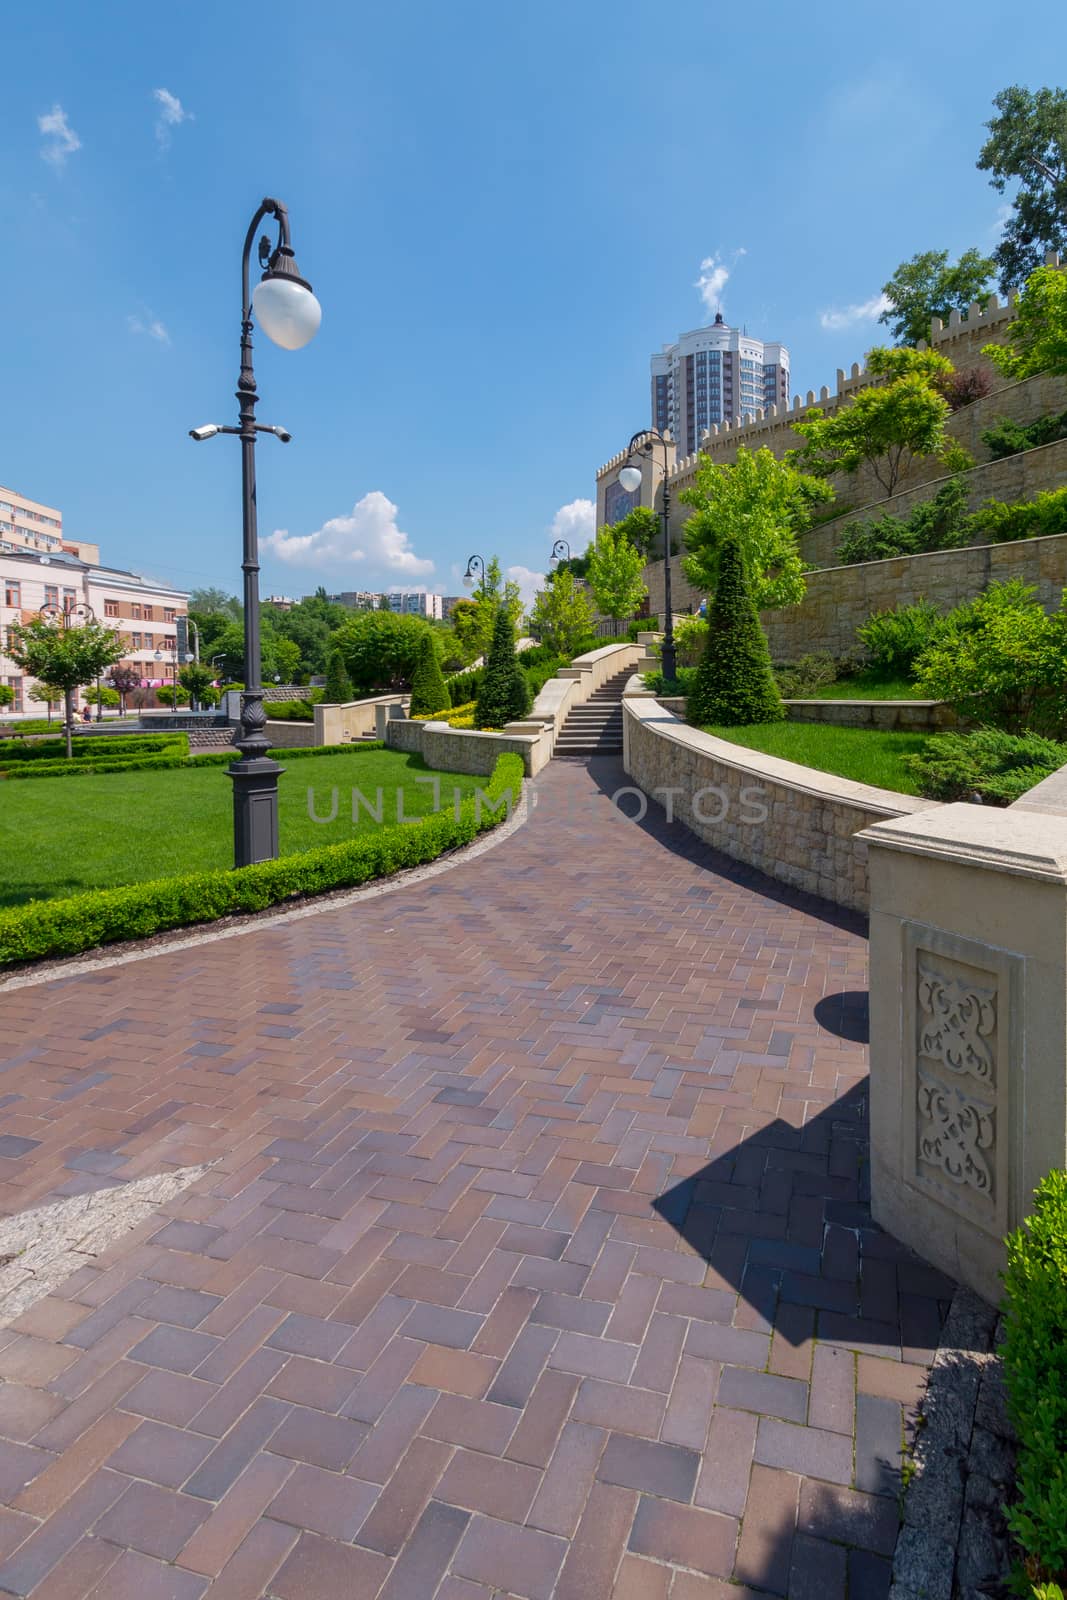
xmin=553 ymin=668 xmax=630 ymax=758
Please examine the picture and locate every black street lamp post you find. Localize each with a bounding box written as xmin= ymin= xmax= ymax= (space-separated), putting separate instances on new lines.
xmin=189 ymin=197 xmax=321 ymax=867
xmin=618 ymin=430 xmax=676 ymax=682
xmin=550 ymin=539 xmax=571 ymax=565
xmin=462 ymin=555 xmax=486 ymax=592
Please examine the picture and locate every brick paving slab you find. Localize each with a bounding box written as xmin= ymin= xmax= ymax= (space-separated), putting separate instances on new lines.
xmin=0 ymin=759 xmax=948 ymax=1597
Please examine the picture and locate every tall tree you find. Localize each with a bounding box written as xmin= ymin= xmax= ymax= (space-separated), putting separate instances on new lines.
xmin=461 ymin=557 xmax=523 ymax=659
xmin=607 ymin=505 xmax=661 ymax=559
xmin=178 ymin=661 xmax=215 ymax=711
xmin=6 ymin=617 xmax=124 ymax=757
xmin=879 ymin=249 xmax=996 ymax=346
xmin=108 ymin=665 xmax=141 ymax=717
xmin=475 ymin=605 xmax=532 ymax=729
xmin=409 ymin=633 xmax=450 ymax=717
xmin=681 ymin=445 xmax=830 ymax=611
xmin=323 ymin=645 xmax=353 ymax=705
xmin=188 ymin=586 xmax=241 ymax=617
xmin=586 ymin=526 xmax=648 ymax=634
xmin=978 ymin=85 xmax=1067 ymax=292
xmin=984 ymin=264 xmax=1067 ymax=380
xmin=528 ymin=569 xmax=595 ymax=657
xmin=687 ymin=536 xmax=784 ymax=729
xmin=791 ymin=350 xmax=954 ymax=499
xmin=334 ymin=610 xmax=433 ymax=693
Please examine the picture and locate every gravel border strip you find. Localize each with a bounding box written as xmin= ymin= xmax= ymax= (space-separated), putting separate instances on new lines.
xmin=0 ymin=783 xmax=528 ymax=992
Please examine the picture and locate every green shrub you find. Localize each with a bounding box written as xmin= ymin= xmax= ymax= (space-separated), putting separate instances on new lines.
xmin=906 ymin=728 xmax=1067 ymax=804
xmin=837 ymin=477 xmax=973 ymax=565
xmin=627 ymin=616 xmax=658 ymax=641
xmin=409 ymin=632 xmax=450 ymax=717
xmin=982 ymin=407 xmax=1067 ymax=461
xmin=475 ymin=608 xmax=532 ymax=729
xmin=774 ymin=653 xmax=839 ymax=698
xmin=687 ymin=537 xmax=784 ymax=728
xmin=323 ymin=645 xmax=353 ymax=704
xmin=523 ymin=656 xmax=566 ymax=699
xmin=914 ymin=581 xmax=1067 ymax=735
xmin=641 ymin=666 xmax=696 ymax=697
xmin=972 ymin=487 xmax=1067 ymax=545
xmin=1002 ymin=1169 xmax=1067 ymax=1588
xmin=155 ymin=686 xmax=191 ymax=708
xmin=0 ymin=734 xmax=187 ymax=763
xmin=0 ymin=742 xmax=389 ymax=780
xmin=857 ymin=600 xmax=946 ymax=680
xmin=448 ymin=666 xmax=483 ymax=707
xmin=265 ymin=700 xmax=316 ymax=722
xmin=0 ymin=752 xmax=524 ymax=967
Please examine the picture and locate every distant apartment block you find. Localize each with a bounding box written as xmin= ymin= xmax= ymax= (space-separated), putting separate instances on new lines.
xmin=0 ymin=484 xmax=100 ymax=565
xmin=650 ymin=314 xmax=790 ymax=457
xmin=0 ymin=548 xmax=189 ymax=712
xmin=317 ymin=589 xmax=443 ymax=619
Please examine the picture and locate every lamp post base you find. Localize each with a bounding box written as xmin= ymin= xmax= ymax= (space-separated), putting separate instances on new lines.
xmin=227 ymin=756 xmax=284 ymax=867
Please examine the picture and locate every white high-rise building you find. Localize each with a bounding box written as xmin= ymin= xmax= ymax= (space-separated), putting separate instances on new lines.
xmin=650 ymin=313 xmax=790 ymax=458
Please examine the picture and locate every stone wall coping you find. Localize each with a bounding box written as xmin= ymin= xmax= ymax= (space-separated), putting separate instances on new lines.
xmin=858 ymin=801 xmax=1067 ymax=883
xmin=421 ymin=720 xmax=539 ymax=747
xmin=624 ymin=695 xmax=929 ymax=816
xmin=570 ymin=641 xmax=639 ymax=670
xmin=1009 ymin=760 xmax=1067 ymax=818
xmin=784 ymin=698 xmax=946 ymax=710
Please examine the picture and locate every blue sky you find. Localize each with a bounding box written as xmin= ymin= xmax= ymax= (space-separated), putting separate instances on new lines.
xmin=2 ymin=0 xmax=1064 ymax=607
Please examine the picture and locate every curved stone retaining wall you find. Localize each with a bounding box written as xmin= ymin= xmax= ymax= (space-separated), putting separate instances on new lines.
xmin=623 ymin=691 xmax=932 ymax=912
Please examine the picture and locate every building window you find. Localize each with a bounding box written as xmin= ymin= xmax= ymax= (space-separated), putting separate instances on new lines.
xmin=144 ymin=633 xmax=154 ymax=649
xmin=142 ymin=605 xmax=154 ymax=621
xmin=131 ymin=633 xmax=142 ymax=649
xmin=44 ymin=585 xmax=59 ymax=608
xmin=164 ymin=608 xmax=175 ymax=623
xmin=104 ymin=599 xmax=119 ymax=617
xmin=3 ymin=581 xmax=19 ymax=607
xmin=131 ymin=604 xmax=142 ymax=620
xmin=62 ymin=588 xmax=76 ymax=607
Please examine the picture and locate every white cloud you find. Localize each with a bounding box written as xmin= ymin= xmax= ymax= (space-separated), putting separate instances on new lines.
xmin=127 ymin=311 xmax=170 ymax=344
xmin=549 ymin=498 xmax=595 ymax=549
xmin=154 ymin=87 xmax=192 ymax=148
xmin=38 ymin=105 xmax=81 ymax=168
xmin=818 ymin=293 xmax=891 ymax=333
xmin=695 ymin=248 xmax=746 ymax=317
xmin=265 ymin=491 xmax=435 ymax=579
xmin=506 ymin=565 xmax=545 ymax=612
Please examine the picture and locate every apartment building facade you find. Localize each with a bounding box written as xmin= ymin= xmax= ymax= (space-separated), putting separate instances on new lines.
xmin=649 ymin=314 xmax=790 ymax=458
xmin=0 ymin=549 xmax=190 ymax=712
xmin=0 ymin=485 xmax=100 ymax=565
xmin=318 ymin=589 xmax=444 ymax=619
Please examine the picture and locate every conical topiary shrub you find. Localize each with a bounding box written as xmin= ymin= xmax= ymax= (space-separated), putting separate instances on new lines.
xmin=409 ymin=632 xmax=449 ymax=717
xmin=475 ymin=606 xmax=532 ymax=728
xmin=324 ymin=644 xmax=353 ymax=704
xmin=687 ymin=535 xmax=784 ymax=727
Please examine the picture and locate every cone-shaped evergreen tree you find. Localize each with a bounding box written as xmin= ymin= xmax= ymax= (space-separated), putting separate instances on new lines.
xmin=475 ymin=605 xmax=533 ymax=728
xmin=409 ymin=632 xmax=449 ymax=717
xmin=324 ymin=644 xmax=353 ymax=704
xmin=687 ymin=535 xmax=785 ymax=727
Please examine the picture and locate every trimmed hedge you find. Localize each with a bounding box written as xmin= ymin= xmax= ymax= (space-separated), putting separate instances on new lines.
xmin=1002 ymin=1170 xmax=1067 ymax=1590
xmin=0 ymin=742 xmax=388 ymax=781
xmin=0 ymin=734 xmax=187 ymax=763
xmin=0 ymin=752 xmax=524 ymax=966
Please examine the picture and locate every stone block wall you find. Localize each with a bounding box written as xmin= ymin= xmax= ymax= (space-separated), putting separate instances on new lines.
xmin=385 ymin=717 xmax=548 ymax=777
xmin=784 ymin=699 xmax=959 ymax=732
xmin=759 ymin=528 xmax=1067 ymax=661
xmin=623 ymin=694 xmax=928 ymax=911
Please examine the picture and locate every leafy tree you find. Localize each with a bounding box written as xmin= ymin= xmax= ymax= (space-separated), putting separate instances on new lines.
xmin=978 ymin=84 xmax=1067 ymax=291
xmin=156 ymin=685 xmax=191 ymax=708
xmin=0 ymin=685 xmax=13 ymax=709
xmin=85 ymin=685 xmax=120 ymax=708
xmin=178 ymin=661 xmax=215 ymax=710
xmin=28 ymin=682 xmax=63 ymax=723
xmin=475 ymin=605 xmax=533 ymax=728
xmin=878 ymin=249 xmax=996 ymax=346
xmin=456 ymin=557 xmax=523 ymax=659
xmin=791 ymin=352 xmax=952 ymax=498
xmin=334 ymin=610 xmax=432 ymax=693
xmin=323 ymin=645 xmax=353 ymax=704
xmin=687 ymin=536 xmax=784 ymax=727
xmin=409 ymin=632 xmax=450 ymax=716
xmin=189 ymin=587 xmax=241 ymax=617
xmin=586 ymin=525 xmax=648 ymax=633
xmin=680 ymin=445 xmax=830 ymax=611
xmin=108 ymin=665 xmax=141 ymax=716
xmin=6 ymin=616 xmax=124 ymax=757
xmin=608 ymin=505 xmax=660 ymax=559
xmin=203 ymin=621 xmax=246 ymax=683
xmin=984 ymin=264 xmax=1067 ymax=381
xmin=264 ymin=635 xmax=301 ymax=685
xmin=528 ymin=568 xmax=595 ymax=656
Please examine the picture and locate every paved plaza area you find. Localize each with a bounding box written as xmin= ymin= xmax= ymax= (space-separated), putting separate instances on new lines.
xmin=0 ymin=760 xmax=946 ymax=1598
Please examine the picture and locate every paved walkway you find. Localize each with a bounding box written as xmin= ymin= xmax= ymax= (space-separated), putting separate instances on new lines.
xmin=0 ymin=760 xmax=947 ymax=1599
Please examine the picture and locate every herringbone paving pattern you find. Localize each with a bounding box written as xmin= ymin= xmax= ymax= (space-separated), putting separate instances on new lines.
xmin=0 ymin=760 xmax=946 ymax=1597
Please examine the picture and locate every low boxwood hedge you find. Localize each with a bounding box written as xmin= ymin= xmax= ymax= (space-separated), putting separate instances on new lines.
xmin=0 ymin=741 xmax=388 ymax=781
xmin=1003 ymin=1169 xmax=1067 ymax=1592
xmin=0 ymin=752 xmax=523 ymax=966
xmin=0 ymin=734 xmax=187 ymax=762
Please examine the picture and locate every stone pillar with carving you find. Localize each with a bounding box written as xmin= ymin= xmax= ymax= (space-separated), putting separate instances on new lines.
xmin=859 ymin=802 xmax=1067 ymax=1305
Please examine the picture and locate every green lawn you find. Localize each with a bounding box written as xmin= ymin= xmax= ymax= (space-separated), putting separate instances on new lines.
xmin=0 ymin=749 xmax=487 ymax=908
xmin=706 ymin=721 xmax=926 ymax=795
xmin=793 ymin=675 xmax=923 ymax=701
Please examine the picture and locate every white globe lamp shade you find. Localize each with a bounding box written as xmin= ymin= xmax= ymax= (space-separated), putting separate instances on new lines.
xmin=462 ymin=573 xmax=474 ymax=589
xmin=618 ymin=465 xmax=642 ymax=494
xmin=252 ymin=275 xmax=322 ymax=351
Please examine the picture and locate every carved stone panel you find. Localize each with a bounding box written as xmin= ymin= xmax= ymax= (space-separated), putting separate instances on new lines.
xmin=902 ymin=927 xmax=1018 ymax=1237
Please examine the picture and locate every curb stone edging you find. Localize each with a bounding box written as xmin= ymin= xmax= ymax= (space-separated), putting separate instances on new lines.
xmin=891 ymin=1286 xmax=1017 ymax=1600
